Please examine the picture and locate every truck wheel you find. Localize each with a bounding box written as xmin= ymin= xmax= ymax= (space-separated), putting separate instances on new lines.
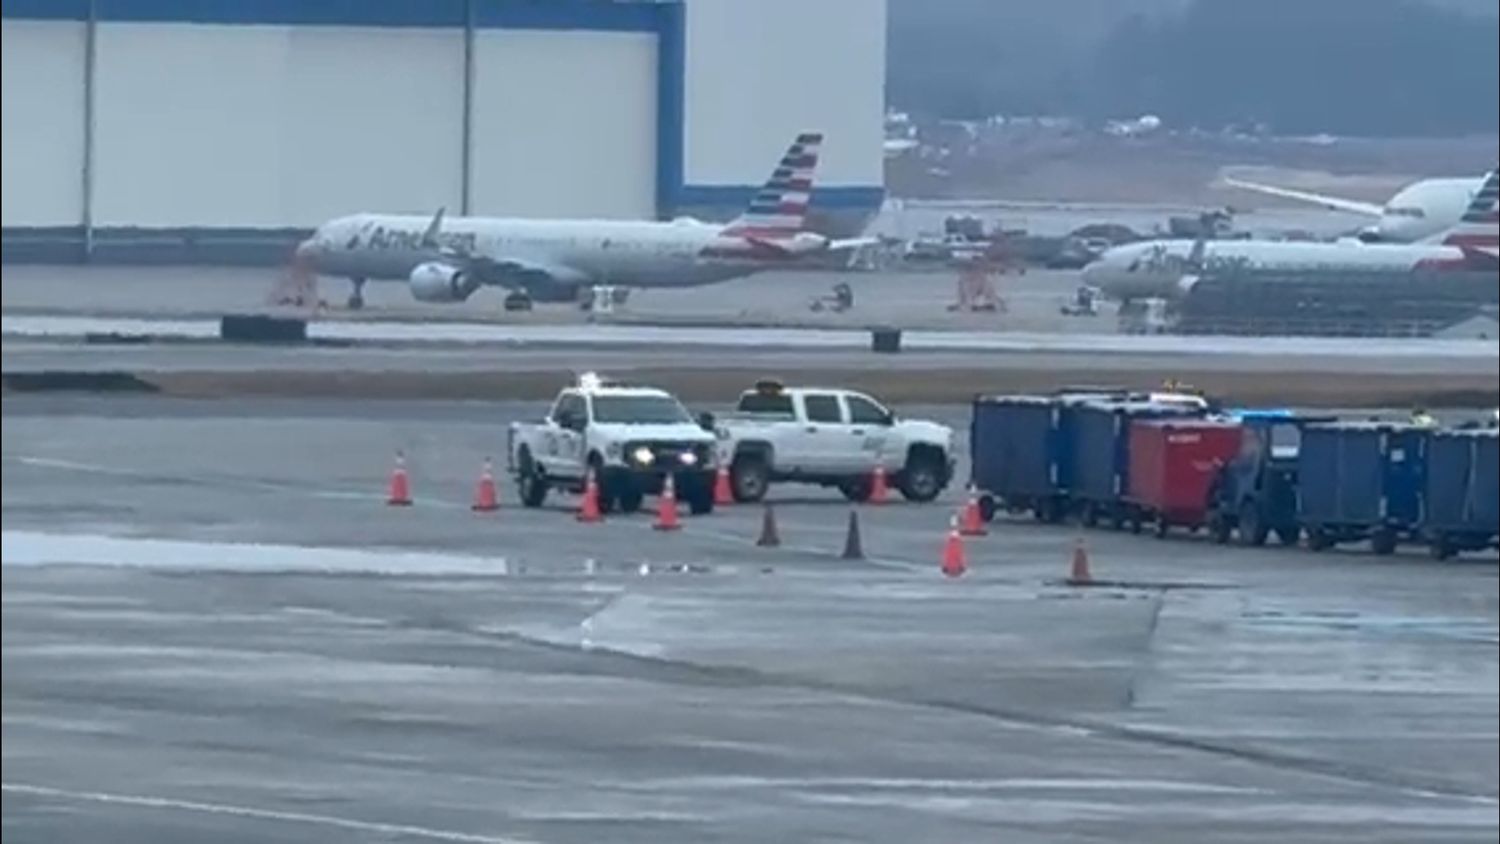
xmin=687 ymin=489 xmax=715 ymax=516
xmin=897 ymin=453 xmax=945 ymax=503
xmin=1237 ymin=501 xmax=1269 ymax=547
xmin=515 ymin=449 xmax=548 ymax=509
xmin=590 ymin=457 xmax=618 ymax=514
xmin=1275 ymin=526 xmax=1301 ymax=547
xmin=1153 ymin=518 xmax=1170 ymax=539
xmin=617 ymin=488 xmax=644 ymax=514
xmin=730 ymin=456 xmax=770 ymax=503
xmin=840 ymin=477 xmax=873 ymax=503
xmin=1429 ymin=536 xmax=1453 ymax=561
xmin=1370 ymin=529 xmax=1398 ymax=556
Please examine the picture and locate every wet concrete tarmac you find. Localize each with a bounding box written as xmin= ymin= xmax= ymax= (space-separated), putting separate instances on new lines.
xmin=3 ymin=396 xmax=1497 ymax=843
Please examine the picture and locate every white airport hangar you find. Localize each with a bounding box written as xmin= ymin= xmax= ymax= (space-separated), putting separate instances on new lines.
xmin=1 ymin=0 xmax=887 ymax=263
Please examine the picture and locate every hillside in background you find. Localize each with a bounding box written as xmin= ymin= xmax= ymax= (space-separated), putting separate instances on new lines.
xmin=889 ymin=0 xmax=1500 ymax=136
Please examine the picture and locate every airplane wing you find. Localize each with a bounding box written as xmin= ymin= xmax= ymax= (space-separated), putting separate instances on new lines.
xmin=1221 ymin=178 xmax=1385 ymax=218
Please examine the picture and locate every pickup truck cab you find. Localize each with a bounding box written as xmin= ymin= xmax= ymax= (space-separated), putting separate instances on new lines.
xmin=712 ymin=381 xmax=954 ymax=503
xmin=508 ymin=374 xmax=718 ymax=515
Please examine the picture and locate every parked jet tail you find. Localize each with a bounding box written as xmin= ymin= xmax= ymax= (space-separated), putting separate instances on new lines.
xmin=1436 ymin=168 xmax=1499 ymax=255
xmin=722 ymin=132 xmax=824 ymax=239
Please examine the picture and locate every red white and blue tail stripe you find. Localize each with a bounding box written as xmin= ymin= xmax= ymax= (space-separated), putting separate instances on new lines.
xmin=722 ymin=133 xmax=823 ymax=238
xmin=1441 ymin=168 xmax=1499 ymax=254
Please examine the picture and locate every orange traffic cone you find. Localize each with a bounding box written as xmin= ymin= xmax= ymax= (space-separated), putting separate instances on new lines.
xmin=576 ymin=469 xmax=603 ymax=523
xmin=941 ymin=515 xmax=967 ymax=578
xmin=471 ymin=457 xmax=500 ymax=512
xmin=868 ymin=464 xmax=890 ymax=505
xmin=756 ymin=503 xmax=781 ymax=548
xmin=1067 ymin=537 xmax=1093 ymax=586
xmin=713 ymin=465 xmax=734 ymax=506
xmin=959 ymin=486 xmax=987 ymax=537
xmin=841 ymin=509 xmax=865 ymax=560
xmin=387 ymin=451 xmax=413 ymax=507
xmin=653 ymin=474 xmax=682 ymax=531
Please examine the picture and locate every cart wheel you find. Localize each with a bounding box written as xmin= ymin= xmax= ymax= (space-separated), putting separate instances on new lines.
xmin=1370 ymin=529 xmax=1398 ymax=556
xmin=1082 ymin=503 xmax=1099 ymax=528
xmin=1210 ymin=514 xmax=1233 ymax=545
xmin=977 ymin=494 xmax=998 ymax=523
xmin=1307 ymin=528 xmax=1332 ymax=552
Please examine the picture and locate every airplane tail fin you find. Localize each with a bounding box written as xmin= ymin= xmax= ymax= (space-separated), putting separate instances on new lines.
xmin=722 ymin=132 xmax=823 ymax=238
xmin=1436 ymin=169 xmax=1498 ymax=255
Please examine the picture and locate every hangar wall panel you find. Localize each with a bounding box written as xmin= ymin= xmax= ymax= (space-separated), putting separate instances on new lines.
xmin=470 ymin=30 xmax=657 ymax=220
xmin=682 ymin=0 xmax=885 ymax=190
xmin=1 ymin=20 xmax=86 ymax=227
xmin=92 ymin=23 xmax=463 ymax=228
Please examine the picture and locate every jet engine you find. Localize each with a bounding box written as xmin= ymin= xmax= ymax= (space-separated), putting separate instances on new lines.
xmin=409 ymin=262 xmax=479 ymax=303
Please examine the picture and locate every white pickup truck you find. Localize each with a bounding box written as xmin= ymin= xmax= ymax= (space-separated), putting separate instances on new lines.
xmin=709 ymin=381 xmax=955 ymax=503
xmin=507 ymin=375 xmax=718 ymax=515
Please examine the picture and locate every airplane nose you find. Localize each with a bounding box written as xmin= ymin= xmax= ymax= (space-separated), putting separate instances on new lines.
xmin=303 ymin=222 xmax=338 ymax=252
xmin=1080 ymin=259 xmax=1102 ymax=287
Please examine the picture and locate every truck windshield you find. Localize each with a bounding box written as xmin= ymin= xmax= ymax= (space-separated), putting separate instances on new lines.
xmin=591 ymin=395 xmax=693 ymax=425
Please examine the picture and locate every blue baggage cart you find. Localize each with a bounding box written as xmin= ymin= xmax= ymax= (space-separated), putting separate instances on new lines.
xmin=1299 ymin=422 xmax=1426 ymax=555
xmin=1421 ymin=429 xmax=1499 ymax=559
xmin=971 ymin=395 xmax=1068 ymax=522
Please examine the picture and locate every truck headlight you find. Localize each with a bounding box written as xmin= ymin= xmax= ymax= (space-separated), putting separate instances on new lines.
xmin=679 ymin=450 xmax=699 ymax=467
xmin=631 ymin=445 xmax=655 ymax=465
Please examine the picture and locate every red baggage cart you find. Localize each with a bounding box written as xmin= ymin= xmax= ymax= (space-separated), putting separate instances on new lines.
xmin=1126 ymin=419 xmax=1244 ymax=537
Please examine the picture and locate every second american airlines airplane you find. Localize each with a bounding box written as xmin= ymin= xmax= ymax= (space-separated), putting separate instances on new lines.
xmin=1085 ymin=169 xmax=1499 ymax=302
xmin=1224 ymin=171 xmax=1488 ymax=244
xmin=296 ymin=133 xmax=875 ymax=310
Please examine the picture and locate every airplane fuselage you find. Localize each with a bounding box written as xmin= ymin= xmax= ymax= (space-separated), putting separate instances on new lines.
xmin=1375 ymin=177 xmax=1484 ymax=242
xmin=1084 ymin=238 xmax=1494 ymax=301
xmin=303 ymin=213 xmax=785 ymax=289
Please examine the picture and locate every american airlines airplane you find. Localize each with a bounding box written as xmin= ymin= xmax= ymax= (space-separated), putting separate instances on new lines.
xmin=296 ymin=133 xmax=875 ymax=310
xmin=1085 ymin=169 xmax=1499 ymax=302
xmin=1224 ymin=171 xmax=1488 ymax=243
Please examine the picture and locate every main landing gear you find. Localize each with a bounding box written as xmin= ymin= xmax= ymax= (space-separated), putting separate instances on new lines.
xmin=348 ymin=277 xmax=367 ymax=311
